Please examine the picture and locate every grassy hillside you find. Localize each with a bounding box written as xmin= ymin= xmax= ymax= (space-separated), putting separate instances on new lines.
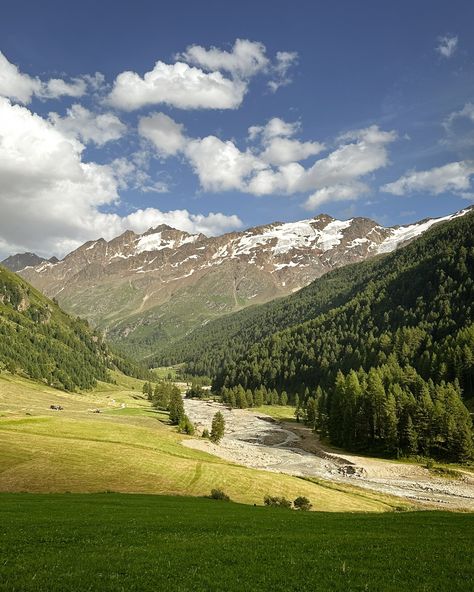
xmin=0 ymin=265 xmax=149 ymax=390
xmin=1 ymin=494 xmax=473 ymax=592
xmin=0 ymin=373 xmax=401 ymax=511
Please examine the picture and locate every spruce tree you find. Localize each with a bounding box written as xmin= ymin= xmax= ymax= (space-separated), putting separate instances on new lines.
xmin=210 ymin=411 xmax=225 ymax=444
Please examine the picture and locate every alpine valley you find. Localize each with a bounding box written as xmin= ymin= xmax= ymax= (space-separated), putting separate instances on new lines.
xmin=6 ymin=206 xmax=472 ymax=361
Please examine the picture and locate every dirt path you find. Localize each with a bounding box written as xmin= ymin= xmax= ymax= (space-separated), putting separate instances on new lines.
xmin=183 ymin=398 xmax=474 ymax=510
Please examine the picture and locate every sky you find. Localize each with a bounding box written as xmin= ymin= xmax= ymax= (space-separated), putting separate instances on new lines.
xmin=1 ymin=0 xmax=474 ymax=258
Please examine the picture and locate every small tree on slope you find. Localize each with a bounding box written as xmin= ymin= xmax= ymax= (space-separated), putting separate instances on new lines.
xmin=210 ymin=411 xmax=225 ymax=444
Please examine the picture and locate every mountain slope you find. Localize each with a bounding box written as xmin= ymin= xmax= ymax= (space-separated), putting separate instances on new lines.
xmin=203 ymin=211 xmax=474 ymax=461
xmin=18 ymin=208 xmax=471 ymax=359
xmin=154 ymin=209 xmax=474 ymax=379
xmin=0 ymin=265 xmax=130 ymax=390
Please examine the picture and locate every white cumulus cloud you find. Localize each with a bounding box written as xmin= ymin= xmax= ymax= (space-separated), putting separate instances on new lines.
xmin=49 ymin=104 xmax=126 ymax=146
xmin=141 ymin=112 xmax=395 ymax=208
xmin=185 ymin=135 xmax=266 ymax=191
xmin=107 ymin=60 xmax=246 ymax=111
xmin=178 ymin=39 xmax=269 ymax=78
xmin=250 ymin=118 xmax=325 ymax=166
xmin=0 ymin=51 xmax=90 ymax=104
xmin=382 ymin=161 xmax=474 ymax=196
xmin=303 ymin=182 xmax=368 ymax=210
xmin=0 ymin=97 xmax=242 ymax=259
xmin=138 ymin=112 xmax=187 ymax=156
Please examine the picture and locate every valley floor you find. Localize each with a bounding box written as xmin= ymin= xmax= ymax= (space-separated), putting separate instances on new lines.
xmin=0 ymin=373 xmax=401 ymax=512
xmin=183 ymin=398 xmax=474 ymax=510
xmin=1 ymin=372 xmax=473 ymax=511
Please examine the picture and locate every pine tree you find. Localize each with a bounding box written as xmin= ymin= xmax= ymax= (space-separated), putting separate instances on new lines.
xmin=168 ymin=391 xmax=185 ymax=425
xmin=210 ymin=411 xmax=225 ymax=443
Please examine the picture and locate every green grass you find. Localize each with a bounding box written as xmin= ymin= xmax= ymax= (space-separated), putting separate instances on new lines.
xmin=253 ymin=404 xmax=296 ymax=421
xmin=152 ymin=365 xmax=183 ymax=380
xmin=0 ymin=493 xmax=473 ymax=592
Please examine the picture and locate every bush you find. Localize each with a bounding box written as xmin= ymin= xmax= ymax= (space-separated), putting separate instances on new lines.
xmin=178 ymin=414 xmax=195 ymax=435
xmin=185 ymin=384 xmax=206 ymax=399
xmin=293 ymin=496 xmax=312 ymax=511
xmin=210 ymin=488 xmax=230 ymax=501
xmin=263 ymin=495 xmax=292 ymax=509
xmin=202 ymin=428 xmax=210 ymax=439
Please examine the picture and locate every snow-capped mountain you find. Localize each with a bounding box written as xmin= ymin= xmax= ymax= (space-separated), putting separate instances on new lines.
xmin=17 ymin=206 xmax=472 ymax=357
xmin=1 ymin=252 xmax=58 ymax=273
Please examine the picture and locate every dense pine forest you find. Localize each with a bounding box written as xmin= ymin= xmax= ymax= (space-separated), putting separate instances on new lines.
xmin=161 ymin=212 xmax=474 ymax=461
xmin=0 ymin=265 xmax=148 ymax=390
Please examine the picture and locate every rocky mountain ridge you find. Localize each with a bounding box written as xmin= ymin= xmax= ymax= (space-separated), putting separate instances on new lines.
xmin=1 ymin=252 xmax=58 ymax=273
xmin=15 ymin=206 xmax=472 ymax=358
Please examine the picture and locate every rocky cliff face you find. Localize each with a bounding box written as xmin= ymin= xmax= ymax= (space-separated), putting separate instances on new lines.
xmin=17 ymin=207 xmax=471 ymax=358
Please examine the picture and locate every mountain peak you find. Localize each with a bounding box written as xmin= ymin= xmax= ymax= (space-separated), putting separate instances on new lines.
xmin=1 ymin=252 xmax=48 ymax=272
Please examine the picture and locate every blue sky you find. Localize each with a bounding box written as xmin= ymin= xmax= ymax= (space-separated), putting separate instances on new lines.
xmin=0 ymin=0 xmax=473 ymax=257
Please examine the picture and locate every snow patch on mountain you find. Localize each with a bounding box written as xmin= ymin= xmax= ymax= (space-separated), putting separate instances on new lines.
xmin=231 ymin=218 xmax=353 ymax=257
xmin=377 ymin=209 xmax=469 ymax=254
xmin=135 ymin=231 xmax=199 ymax=254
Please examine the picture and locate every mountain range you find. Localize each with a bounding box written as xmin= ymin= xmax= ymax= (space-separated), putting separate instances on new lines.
xmin=3 ymin=206 xmax=471 ymax=359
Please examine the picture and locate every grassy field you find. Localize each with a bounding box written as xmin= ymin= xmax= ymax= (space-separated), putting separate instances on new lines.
xmin=253 ymin=404 xmax=297 ymax=421
xmin=0 ymin=493 xmax=473 ymax=592
xmin=0 ymin=373 xmax=405 ymax=511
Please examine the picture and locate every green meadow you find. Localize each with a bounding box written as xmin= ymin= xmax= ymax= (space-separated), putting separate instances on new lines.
xmin=0 ymin=494 xmax=473 ymax=592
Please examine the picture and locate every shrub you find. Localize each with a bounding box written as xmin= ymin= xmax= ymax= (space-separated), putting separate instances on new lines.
xmin=202 ymin=428 xmax=210 ymax=439
xmin=293 ymin=496 xmax=312 ymax=511
xmin=178 ymin=414 xmax=195 ymax=435
xmin=263 ymin=495 xmax=292 ymax=509
xmin=210 ymin=488 xmax=230 ymax=501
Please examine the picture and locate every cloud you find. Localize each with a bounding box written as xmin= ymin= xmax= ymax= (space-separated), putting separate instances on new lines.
xmin=247 ymin=124 xmax=396 ymax=201
xmin=106 ymin=60 xmax=246 ymax=111
xmin=178 ymin=39 xmax=269 ymax=78
xmin=249 ymin=118 xmax=324 ymax=166
xmin=444 ymin=102 xmax=474 ymax=129
xmin=138 ymin=112 xmax=187 ymax=156
xmin=107 ymin=39 xmax=298 ymax=110
xmin=381 ymin=161 xmax=474 ymax=195
xmin=49 ymin=104 xmax=126 ymax=146
xmin=137 ymin=110 xmax=395 ymax=209
xmin=268 ymin=51 xmax=298 ymax=92
xmin=248 ymin=117 xmax=300 ymax=141
xmin=41 ymin=78 xmax=86 ymax=99
xmin=436 ymin=34 xmax=458 ymax=58
xmin=121 ymin=208 xmax=243 ymax=237
xmin=300 ymin=126 xmax=396 ymax=192
xmin=185 ymin=135 xmax=265 ymax=191
xmin=0 ymin=97 xmax=242 ymax=258
xmin=0 ymin=52 xmax=42 ymax=103
xmin=260 ymin=137 xmax=325 ymax=165
xmin=0 ymin=51 xmax=89 ymax=103
xmin=303 ymin=182 xmax=368 ymax=210
xmin=180 ymin=39 xmax=298 ymax=92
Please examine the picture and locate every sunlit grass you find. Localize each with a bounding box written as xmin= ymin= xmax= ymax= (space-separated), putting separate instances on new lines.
xmin=0 ymin=494 xmax=472 ymax=592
